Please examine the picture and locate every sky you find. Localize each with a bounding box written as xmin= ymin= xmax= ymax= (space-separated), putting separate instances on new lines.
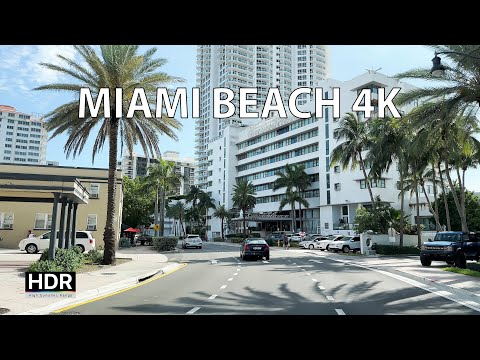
xmin=1 ymin=45 xmax=479 ymax=191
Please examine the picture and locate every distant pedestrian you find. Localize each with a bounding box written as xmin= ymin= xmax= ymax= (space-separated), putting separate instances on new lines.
xmin=283 ymin=234 xmax=289 ymax=250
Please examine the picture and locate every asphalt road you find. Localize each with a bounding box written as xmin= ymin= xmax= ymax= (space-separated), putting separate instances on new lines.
xmin=59 ymin=243 xmax=479 ymax=315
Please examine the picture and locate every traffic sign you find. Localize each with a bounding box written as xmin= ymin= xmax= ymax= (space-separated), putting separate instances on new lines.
xmin=154 ymin=224 xmax=160 ymax=231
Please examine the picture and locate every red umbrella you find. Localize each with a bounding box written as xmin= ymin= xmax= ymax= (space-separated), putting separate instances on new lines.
xmin=124 ymin=227 xmax=141 ymax=233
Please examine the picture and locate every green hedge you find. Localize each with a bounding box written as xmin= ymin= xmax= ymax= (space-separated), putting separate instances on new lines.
xmin=225 ymin=234 xmax=248 ymax=239
xmin=119 ymin=238 xmax=131 ymax=248
xmin=375 ymin=245 xmax=421 ymax=255
xmin=85 ymin=249 xmax=103 ymax=265
xmin=230 ymin=237 xmax=245 ymax=243
xmin=153 ymin=237 xmax=178 ymax=251
xmin=213 ymin=237 xmax=223 ymax=242
xmin=31 ymin=247 xmax=85 ymax=272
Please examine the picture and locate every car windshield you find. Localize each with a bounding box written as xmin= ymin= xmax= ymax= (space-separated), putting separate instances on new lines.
xmin=434 ymin=233 xmax=463 ymax=242
xmin=246 ymin=239 xmax=266 ymax=244
xmin=342 ymin=237 xmax=352 ymax=241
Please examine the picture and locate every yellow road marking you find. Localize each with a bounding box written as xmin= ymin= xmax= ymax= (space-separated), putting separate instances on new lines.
xmin=53 ymin=263 xmax=187 ymax=313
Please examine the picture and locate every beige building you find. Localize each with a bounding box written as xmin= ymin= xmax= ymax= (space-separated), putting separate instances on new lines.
xmin=0 ymin=163 xmax=123 ymax=249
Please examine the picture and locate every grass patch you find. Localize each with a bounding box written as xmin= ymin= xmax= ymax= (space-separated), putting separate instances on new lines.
xmin=444 ymin=267 xmax=480 ymax=278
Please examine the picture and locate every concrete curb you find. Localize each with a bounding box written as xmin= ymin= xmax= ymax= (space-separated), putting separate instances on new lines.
xmin=18 ymin=262 xmax=183 ymax=315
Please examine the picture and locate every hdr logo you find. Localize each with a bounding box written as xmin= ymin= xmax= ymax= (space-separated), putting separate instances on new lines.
xmin=25 ymin=272 xmax=76 ymax=298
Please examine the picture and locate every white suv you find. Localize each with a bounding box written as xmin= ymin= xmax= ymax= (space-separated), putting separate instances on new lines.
xmin=19 ymin=230 xmax=96 ymax=254
xmin=182 ymin=234 xmax=203 ymax=249
xmin=329 ymin=236 xmax=361 ymax=253
xmin=317 ymin=235 xmax=345 ymax=251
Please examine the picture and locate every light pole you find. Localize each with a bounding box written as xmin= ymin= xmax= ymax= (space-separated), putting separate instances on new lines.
xmin=430 ymin=50 xmax=480 ymax=76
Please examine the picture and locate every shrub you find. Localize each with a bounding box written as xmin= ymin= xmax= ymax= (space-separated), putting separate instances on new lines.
xmin=213 ymin=237 xmax=223 ymax=242
xmin=119 ymin=238 xmax=131 ymax=248
xmin=153 ymin=237 xmax=178 ymax=251
xmin=375 ymin=244 xmax=421 ymax=255
xmin=251 ymin=233 xmax=261 ymax=237
xmin=85 ymin=249 xmax=103 ymax=265
xmin=28 ymin=260 xmax=63 ymax=272
xmin=230 ymin=237 xmax=245 ymax=243
xmin=225 ymin=234 xmax=237 ymax=238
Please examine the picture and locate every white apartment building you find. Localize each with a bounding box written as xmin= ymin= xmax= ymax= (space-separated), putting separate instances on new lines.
xmin=205 ymin=71 xmax=438 ymax=239
xmin=121 ymin=151 xmax=159 ymax=179
xmin=195 ymin=45 xmax=329 ymax=191
xmin=0 ymin=105 xmax=47 ymax=165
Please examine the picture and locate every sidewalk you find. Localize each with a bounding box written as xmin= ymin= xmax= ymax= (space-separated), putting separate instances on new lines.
xmin=0 ymin=247 xmax=181 ymax=315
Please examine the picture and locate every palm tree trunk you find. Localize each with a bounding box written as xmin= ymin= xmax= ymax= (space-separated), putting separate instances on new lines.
xmin=420 ymin=182 xmax=440 ymax=229
xmin=444 ymin=158 xmax=468 ymax=232
xmin=432 ymin=163 xmax=440 ymax=231
xmin=415 ymin=180 xmax=422 ymax=247
xmin=437 ymin=162 xmax=451 ymax=230
xmin=298 ymin=200 xmax=303 ymax=231
xmin=221 ymin=217 xmax=224 ymax=240
xmin=160 ymin=187 xmax=165 ymax=237
xmin=456 ymin=166 xmax=467 ymax=231
xmin=399 ymin=169 xmax=405 ymax=247
xmin=154 ymin=189 xmax=159 ymax=237
xmin=291 ymin=202 xmax=296 ymax=232
xmin=359 ymin=153 xmax=375 ymax=209
xmin=102 ymin=118 xmax=119 ymax=265
xmin=243 ymin=211 xmax=247 ymax=237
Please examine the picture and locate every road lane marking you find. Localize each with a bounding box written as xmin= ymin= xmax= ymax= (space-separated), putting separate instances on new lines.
xmin=220 ymin=285 xmax=227 ymax=289
xmin=309 ymin=259 xmax=323 ymax=264
xmin=292 ymin=263 xmax=297 ymax=265
xmin=208 ymin=294 xmax=218 ymax=300
xmin=287 ymin=259 xmax=291 ymax=262
xmin=306 ymin=273 xmax=311 ymax=276
xmin=301 ymin=269 xmax=306 ymax=271
xmin=211 ymin=260 xmax=218 ymax=264
xmin=335 ymin=309 xmax=346 ymax=315
xmin=237 ymin=268 xmax=240 ymax=271
xmin=464 ymin=300 xmax=479 ymax=307
xmin=233 ymin=273 xmax=238 ymax=276
xmin=312 ymin=278 xmax=317 ymax=282
xmin=53 ymin=263 xmax=187 ymax=314
xmin=228 ymin=278 xmax=233 ymax=281
xmin=263 ymin=261 xmax=269 ymax=264
xmin=186 ymin=307 xmax=201 ymax=314
xmin=297 ymin=265 xmax=301 ymax=267
xmin=318 ymin=285 xmax=326 ymax=290
xmin=326 ymin=296 xmax=335 ymax=301
xmin=435 ymin=290 xmax=452 ymax=296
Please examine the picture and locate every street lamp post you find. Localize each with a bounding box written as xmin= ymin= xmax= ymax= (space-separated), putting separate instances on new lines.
xmin=430 ymin=50 xmax=480 ymax=76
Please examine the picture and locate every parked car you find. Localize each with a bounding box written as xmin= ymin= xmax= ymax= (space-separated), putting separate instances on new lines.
xmin=18 ymin=230 xmax=96 ymax=254
xmin=289 ymin=233 xmax=309 ymax=242
xmin=135 ymin=233 xmax=153 ymax=246
xmin=317 ymin=235 xmax=345 ymax=251
xmin=329 ymin=236 xmax=361 ymax=253
xmin=420 ymin=231 xmax=480 ymax=268
xmin=240 ymin=238 xmax=270 ymax=260
xmin=299 ymin=236 xmax=329 ymax=249
xmin=265 ymin=233 xmax=283 ymax=246
xmin=182 ymin=234 xmax=203 ymax=249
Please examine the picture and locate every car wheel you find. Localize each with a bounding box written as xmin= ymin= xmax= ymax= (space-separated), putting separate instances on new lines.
xmin=199 ymin=246 xmax=202 ymax=249
xmin=326 ymin=245 xmax=330 ymax=251
xmin=320 ymin=248 xmax=325 ymax=251
xmin=455 ymin=252 xmax=467 ymax=269
xmin=420 ymin=257 xmax=432 ymax=266
xmin=145 ymin=241 xmax=151 ymax=246
xmin=76 ymin=244 xmax=85 ymax=253
xmin=446 ymin=260 xmax=455 ymax=265
xmin=342 ymin=246 xmax=350 ymax=253
xmin=25 ymin=243 xmax=38 ymax=254
xmin=309 ymin=244 xmax=314 ymax=249
xmin=266 ymin=253 xmax=270 ymax=260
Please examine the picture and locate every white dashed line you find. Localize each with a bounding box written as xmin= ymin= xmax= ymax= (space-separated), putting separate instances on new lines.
xmin=186 ymin=307 xmax=201 ymax=314
xmin=287 ymin=259 xmax=292 ymax=262
xmin=210 ymin=260 xmax=218 ymax=264
xmin=309 ymin=259 xmax=323 ymax=264
xmin=312 ymin=278 xmax=317 ymax=282
xmin=263 ymin=261 xmax=269 ymax=264
xmin=292 ymin=263 xmax=297 ymax=265
xmin=234 ymin=273 xmax=238 ymax=276
xmin=318 ymin=285 xmax=326 ymax=290
xmin=301 ymin=269 xmax=306 ymax=271
xmin=306 ymin=273 xmax=311 ymax=276
xmin=228 ymin=278 xmax=233 ymax=281
xmin=237 ymin=268 xmax=240 ymax=271
xmin=326 ymin=296 xmax=335 ymax=301
xmin=220 ymin=285 xmax=227 ymax=289
xmin=335 ymin=309 xmax=346 ymax=315
xmin=297 ymin=265 xmax=302 ymax=267
xmin=208 ymin=294 xmax=218 ymax=300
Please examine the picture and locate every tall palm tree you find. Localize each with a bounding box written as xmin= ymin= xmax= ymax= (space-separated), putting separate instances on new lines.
xmin=368 ymin=116 xmax=410 ymax=245
xmin=330 ymin=112 xmax=375 ymax=209
xmin=145 ymin=159 xmax=181 ymax=237
xmin=213 ymin=205 xmax=230 ymax=240
xmin=198 ymin=192 xmax=216 ymax=238
xmin=232 ymin=179 xmax=257 ymax=237
xmin=186 ymin=185 xmax=202 ymax=209
xmin=279 ymin=190 xmax=309 ymax=232
xmin=34 ymin=45 xmax=182 ymax=264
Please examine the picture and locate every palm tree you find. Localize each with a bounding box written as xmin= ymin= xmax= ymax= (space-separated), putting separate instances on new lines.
xmin=367 ymin=116 xmax=410 ymax=245
xmin=273 ymin=163 xmax=311 ymax=232
xmin=186 ymin=185 xmax=202 ymax=209
xmin=34 ymin=45 xmax=182 ymax=264
xmin=198 ymin=192 xmax=216 ymax=238
xmin=232 ymin=179 xmax=257 ymax=237
xmin=213 ymin=205 xmax=230 ymax=240
xmin=145 ymin=159 xmax=181 ymax=237
xmin=279 ymin=190 xmax=309 ymax=232
xmin=185 ymin=207 xmax=201 ymax=234
xmin=396 ymin=45 xmax=480 ymax=115
xmin=330 ymin=112 xmax=376 ymax=209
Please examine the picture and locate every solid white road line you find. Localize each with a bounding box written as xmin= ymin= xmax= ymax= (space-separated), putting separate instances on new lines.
xmin=220 ymin=285 xmax=227 ymax=289
xmin=309 ymin=260 xmax=323 ymax=264
xmin=234 ymin=273 xmax=238 ymax=276
xmin=312 ymin=278 xmax=317 ymax=282
xmin=318 ymin=285 xmax=326 ymax=290
xmin=335 ymin=309 xmax=346 ymax=315
xmin=208 ymin=294 xmax=218 ymax=300
xmin=228 ymin=278 xmax=233 ymax=281
xmin=186 ymin=307 xmax=201 ymax=314
xmin=435 ymin=290 xmax=453 ymax=296
xmin=326 ymin=296 xmax=335 ymax=301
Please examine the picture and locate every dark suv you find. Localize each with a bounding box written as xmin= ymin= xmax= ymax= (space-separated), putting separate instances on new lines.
xmin=420 ymin=231 xmax=480 ymax=268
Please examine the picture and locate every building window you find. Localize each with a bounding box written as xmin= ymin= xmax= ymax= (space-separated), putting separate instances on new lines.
xmin=326 ymin=173 xmax=330 ymax=189
xmin=90 ymin=183 xmax=99 ymax=198
xmin=334 ymin=183 xmax=341 ymax=191
xmin=334 ymin=165 xmax=340 ymax=174
xmin=325 ymin=139 xmax=329 ymax=155
xmin=87 ymin=214 xmax=97 ymax=231
xmin=3 ymin=156 xmax=10 ymax=160
xmin=325 ymin=157 xmax=329 ymax=172
xmin=34 ymin=213 xmax=52 ymax=229
xmin=0 ymin=212 xmax=14 ymax=229
xmin=324 ymin=222 xmax=329 ymax=230
xmin=360 ymin=180 xmax=366 ymax=189
xmin=326 ymin=190 xmax=331 ymax=205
